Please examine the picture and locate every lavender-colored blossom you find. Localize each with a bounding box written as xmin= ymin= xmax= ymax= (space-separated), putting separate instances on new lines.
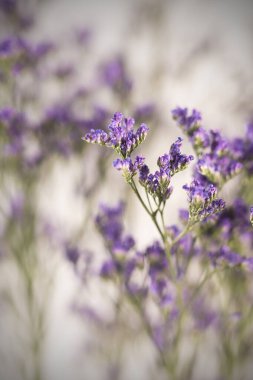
xmin=172 ymin=107 xmax=206 ymax=154
xmin=65 ymin=245 xmax=80 ymax=266
xmin=242 ymin=257 xmax=253 ymax=272
xmin=141 ymin=169 xmax=174 ymax=203
xmin=0 ymin=0 xmax=33 ymax=30
xmin=214 ymin=198 xmax=253 ymax=242
xmin=96 ymin=202 xmax=135 ymax=257
xmin=144 ymin=241 xmax=175 ymax=306
xmin=133 ymin=103 xmax=155 ymax=122
xmin=0 ymin=107 xmax=29 ymax=158
xmin=9 ymin=194 xmax=24 ymax=220
xmin=157 ymin=137 xmax=194 ymax=176
xmin=172 ymin=108 xmax=243 ymax=185
xmin=113 ymin=156 xmax=145 ymax=182
xmin=138 ymin=137 xmax=192 ymax=203
xmin=99 ymin=56 xmax=132 ymax=94
xmin=172 ymin=107 xmax=202 ymax=132
xmin=209 ymin=246 xmax=243 ymax=268
xmin=183 ymin=180 xmax=225 ymax=222
xmin=100 ymin=260 xmax=117 ymax=279
xmin=190 ymin=127 xmax=210 ymax=153
xmin=230 ymin=121 xmax=253 ymax=175
xmin=169 ymin=225 xmax=195 ymax=257
xmin=197 ymin=153 xmax=242 ymax=186
xmin=145 ymin=241 xmax=167 ymax=270
xmin=0 ymin=37 xmax=54 ymax=70
xmin=179 ymin=209 xmax=189 ymax=224
xmin=96 ymin=203 xmax=141 ymax=288
xmin=192 ymin=297 xmax=217 ymax=330
xmin=82 ymin=112 xmax=149 ymax=158
xmin=209 ymin=130 xmax=229 ymax=156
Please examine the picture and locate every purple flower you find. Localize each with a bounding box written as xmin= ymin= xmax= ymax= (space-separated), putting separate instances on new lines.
xmin=65 ymin=245 xmax=80 ymax=266
xmin=145 ymin=241 xmax=167 ymax=269
xmin=113 ymin=156 xmax=145 ymax=182
xmin=172 ymin=107 xmax=202 ymax=132
xmin=157 ymin=137 xmax=194 ymax=176
xmin=96 ymin=202 xmax=135 ymax=257
xmin=0 ymin=1 xmax=33 ymax=30
xmin=183 ymin=180 xmax=225 ymax=222
xmin=209 ymin=130 xmax=229 ymax=156
xmin=179 ymin=209 xmax=189 ymax=224
xmin=230 ymin=121 xmax=253 ymax=175
xmin=9 ymin=194 xmax=24 ymax=220
xmin=0 ymin=107 xmax=30 ymax=158
xmin=192 ymin=296 xmax=217 ymax=330
xmin=100 ymin=260 xmax=117 ymax=278
xmin=82 ymin=128 xmax=109 ymax=145
xmin=0 ymin=37 xmax=54 ymax=71
xmin=133 ymin=103 xmax=155 ymax=122
xmin=190 ymin=127 xmax=210 ymax=153
xmin=197 ymin=153 xmax=242 ymax=186
xmin=138 ymin=137 xmax=192 ymax=203
xmin=99 ymin=56 xmax=132 ymax=94
xmin=242 ymin=257 xmax=253 ymax=272
xmin=209 ymin=246 xmax=243 ymax=268
xmin=172 ymin=108 xmax=243 ymax=185
xmin=82 ymin=112 xmax=149 ymax=158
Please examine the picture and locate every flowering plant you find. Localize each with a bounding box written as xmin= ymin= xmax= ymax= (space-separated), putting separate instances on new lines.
xmin=81 ymin=107 xmax=253 ymax=380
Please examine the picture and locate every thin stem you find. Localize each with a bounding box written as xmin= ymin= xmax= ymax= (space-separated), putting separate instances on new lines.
xmin=130 ymin=179 xmax=164 ymax=242
xmin=129 ymin=296 xmax=178 ymax=379
xmin=170 ymin=221 xmax=197 ymax=248
xmin=130 ymin=179 xmax=179 ymax=279
xmin=145 ymin=188 xmax=154 ymax=214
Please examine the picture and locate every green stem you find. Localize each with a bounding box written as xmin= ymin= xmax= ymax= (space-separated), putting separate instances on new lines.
xmin=130 ymin=179 xmax=164 ymax=242
xmin=170 ymin=222 xmax=196 ymax=247
xmin=145 ymin=188 xmax=154 ymax=214
xmin=130 ymin=180 xmax=179 ymax=279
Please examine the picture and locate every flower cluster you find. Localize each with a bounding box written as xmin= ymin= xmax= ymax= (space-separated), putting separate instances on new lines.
xmin=99 ymin=56 xmax=132 ymax=95
xmin=145 ymin=241 xmax=173 ymax=308
xmin=172 ymin=107 xmax=243 ymax=187
xmin=231 ymin=121 xmax=253 ymax=174
xmin=138 ymin=137 xmax=194 ymax=202
xmin=96 ymin=203 xmax=175 ymax=309
xmin=96 ymin=202 xmax=137 ymax=279
xmin=83 ymin=113 xmax=194 ymax=207
xmin=82 ymin=112 xmax=149 ymax=158
xmin=183 ymin=180 xmax=225 ymax=222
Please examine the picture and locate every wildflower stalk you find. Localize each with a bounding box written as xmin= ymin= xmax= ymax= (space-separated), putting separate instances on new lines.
xmin=130 ymin=179 xmax=164 ymax=241
xmin=129 ymin=295 xmax=179 ymax=380
xmin=170 ymin=221 xmax=196 ymax=247
xmin=82 ymin=108 xmax=253 ymax=379
xmin=130 ymin=179 xmax=179 ymax=278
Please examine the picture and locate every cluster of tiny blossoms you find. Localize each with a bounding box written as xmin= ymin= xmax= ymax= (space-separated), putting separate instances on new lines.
xmin=82 ymin=110 xmax=226 ymax=221
xmin=81 ymin=107 xmax=253 ymax=379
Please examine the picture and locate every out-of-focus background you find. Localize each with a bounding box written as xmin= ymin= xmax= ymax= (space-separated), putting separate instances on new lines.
xmin=1 ymin=0 xmax=253 ymax=379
